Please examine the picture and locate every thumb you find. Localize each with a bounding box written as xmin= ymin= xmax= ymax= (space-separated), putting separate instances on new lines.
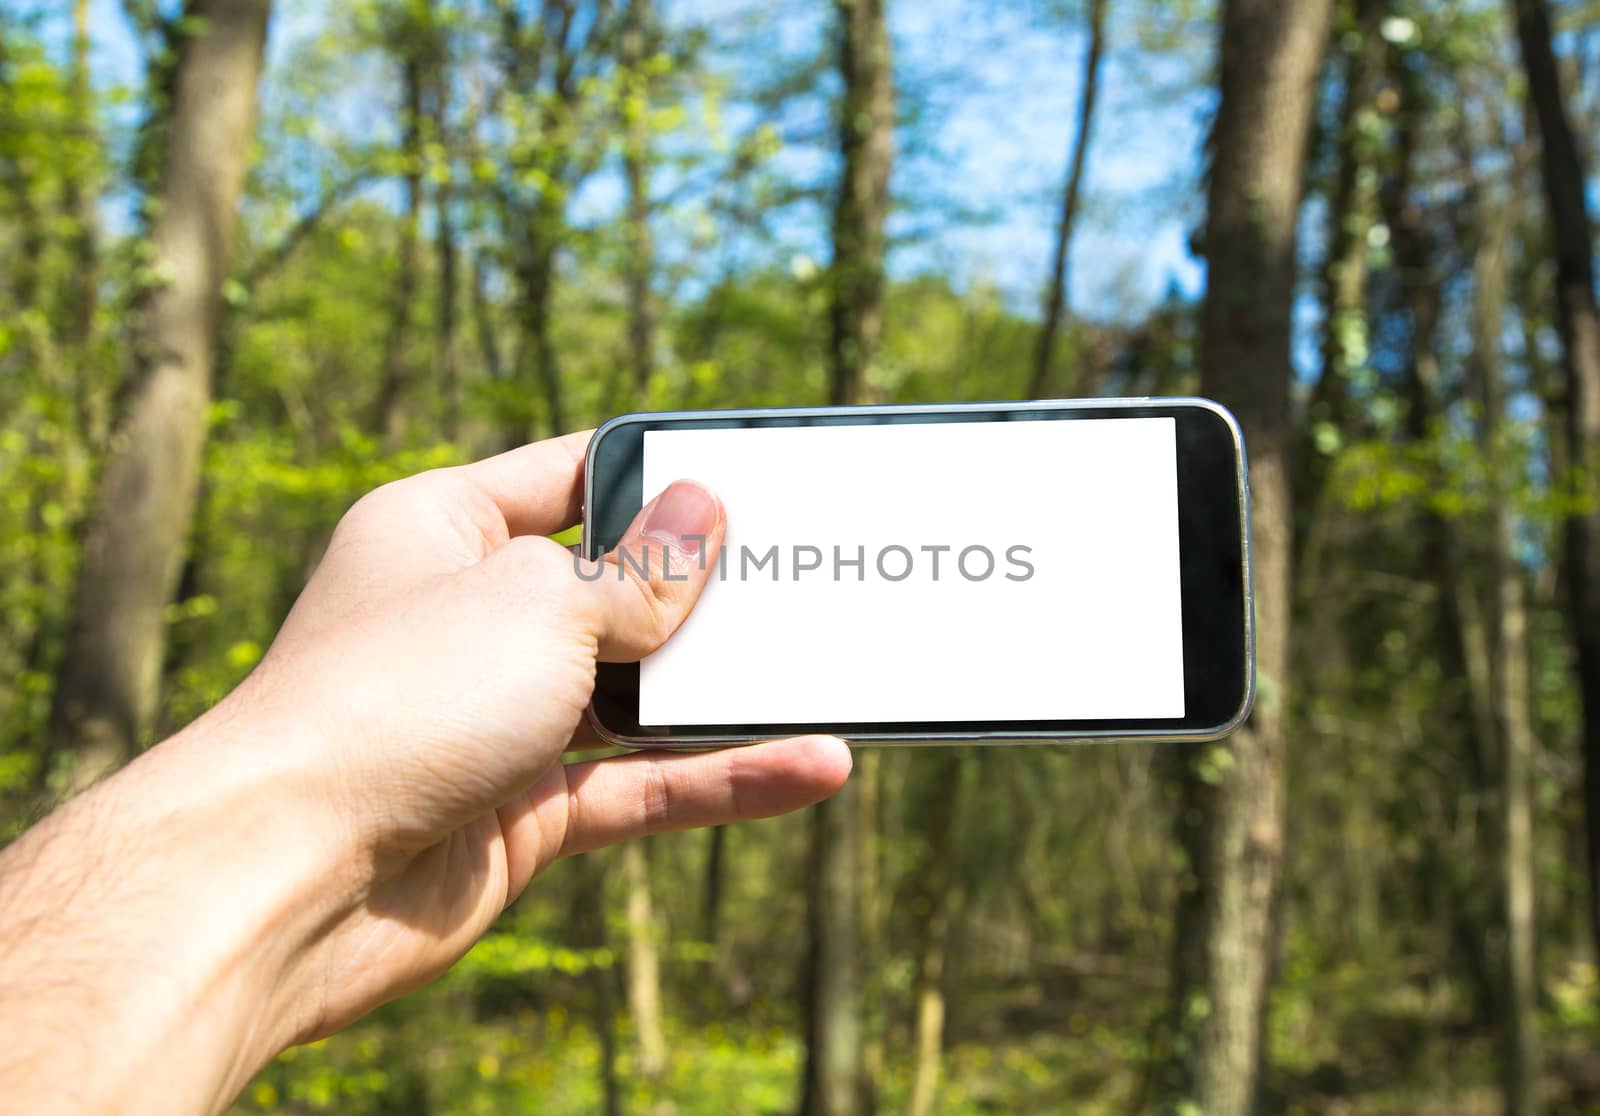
xmin=583 ymin=479 xmax=725 ymax=662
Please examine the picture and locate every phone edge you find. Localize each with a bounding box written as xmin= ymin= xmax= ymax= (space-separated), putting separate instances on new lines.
xmin=581 ymin=396 xmax=1256 ymax=749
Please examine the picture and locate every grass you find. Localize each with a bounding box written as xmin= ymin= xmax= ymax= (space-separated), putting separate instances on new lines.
xmin=230 ymin=960 xmax=1600 ymax=1115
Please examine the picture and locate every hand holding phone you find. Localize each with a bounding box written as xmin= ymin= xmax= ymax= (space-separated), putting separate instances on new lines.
xmin=584 ymin=398 xmax=1253 ymax=746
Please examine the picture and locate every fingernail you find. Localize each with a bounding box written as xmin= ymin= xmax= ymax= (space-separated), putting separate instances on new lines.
xmin=641 ymin=480 xmax=719 ymax=558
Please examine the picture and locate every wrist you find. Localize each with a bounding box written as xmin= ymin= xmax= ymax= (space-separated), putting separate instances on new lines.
xmin=139 ymin=691 xmax=373 ymax=1054
xmin=0 ymin=696 xmax=359 ymax=1113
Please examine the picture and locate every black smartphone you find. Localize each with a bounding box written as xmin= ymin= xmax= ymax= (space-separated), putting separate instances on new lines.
xmin=582 ymin=397 xmax=1252 ymax=747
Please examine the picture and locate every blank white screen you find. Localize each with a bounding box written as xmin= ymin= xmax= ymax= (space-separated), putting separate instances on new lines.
xmin=637 ymin=417 xmax=1185 ymax=725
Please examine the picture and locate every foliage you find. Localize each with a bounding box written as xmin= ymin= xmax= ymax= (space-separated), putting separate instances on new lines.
xmin=4 ymin=0 xmax=1600 ymax=1112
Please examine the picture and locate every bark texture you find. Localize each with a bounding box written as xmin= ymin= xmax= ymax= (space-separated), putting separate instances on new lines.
xmin=1165 ymin=1 xmax=1332 ymax=1112
xmin=907 ymin=751 xmax=966 ymax=1116
xmin=1509 ymin=0 xmax=1600 ymax=979
xmin=1026 ymin=0 xmax=1107 ymax=401
xmin=573 ymin=851 xmax=622 ymax=1116
xmin=1471 ymin=181 xmax=1541 ymax=1116
xmin=1386 ymin=57 xmax=1503 ymax=1026
xmin=622 ymin=0 xmax=657 ymax=407
xmin=621 ymin=840 xmax=666 ymax=1081
xmin=826 ymin=0 xmax=893 ymax=407
xmin=802 ymin=779 xmax=869 ymax=1116
xmin=431 ymin=45 xmax=460 ymax=442
xmin=616 ymin=1 xmax=665 ymax=1078
xmin=46 ymin=0 xmax=272 ymax=792
xmin=1299 ymin=0 xmax=1384 ymax=512
xmin=801 ymin=4 xmax=894 ymax=1113
xmin=65 ymin=0 xmax=100 ymax=383
xmin=373 ymin=43 xmax=425 ymax=443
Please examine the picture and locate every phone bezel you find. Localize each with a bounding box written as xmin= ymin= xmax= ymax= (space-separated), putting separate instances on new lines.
xmin=581 ymin=397 xmax=1254 ymax=747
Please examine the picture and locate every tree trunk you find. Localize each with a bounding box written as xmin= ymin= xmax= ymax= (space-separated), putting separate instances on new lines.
xmin=1163 ymin=2 xmax=1331 ymax=1113
xmin=622 ymin=840 xmax=667 ymax=1082
xmin=856 ymin=747 xmax=885 ymax=1092
xmin=1471 ymin=172 xmax=1542 ymax=1116
xmin=372 ymin=46 xmax=425 ymax=444
xmin=1509 ymin=0 xmax=1600 ymax=980
xmin=44 ymin=0 xmax=272 ymax=795
xmin=472 ymin=252 xmax=506 ymax=386
xmin=802 ymin=4 xmax=892 ymax=1112
xmin=1385 ymin=62 xmax=1503 ymax=1025
xmin=1289 ymin=2 xmax=1386 ymax=852
xmin=1026 ymin=0 xmax=1107 ymax=401
xmin=1494 ymin=307 xmax=1544 ymax=1116
xmin=574 ymin=851 xmax=624 ymax=1116
xmin=617 ymin=7 xmax=666 ymax=1068
xmin=801 ymin=781 xmax=869 ymax=1116
xmin=699 ymin=824 xmax=751 ymax=1004
xmin=65 ymin=0 xmax=100 ymax=428
xmin=622 ymin=0 xmax=657 ymax=408
xmin=523 ymin=234 xmax=566 ymax=440
xmin=825 ymin=0 xmax=893 ymax=408
xmin=431 ymin=58 xmax=460 ymax=442
xmin=1299 ymin=0 xmax=1384 ymax=511
xmin=907 ymin=751 xmax=967 ymax=1116
xmin=702 ymin=825 xmax=725 ymax=946
xmin=435 ymin=185 xmax=459 ymax=441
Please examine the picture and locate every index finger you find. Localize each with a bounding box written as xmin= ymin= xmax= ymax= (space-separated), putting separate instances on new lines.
xmin=556 ymin=737 xmax=852 ymax=856
xmin=494 ymin=736 xmax=854 ymax=903
xmin=457 ymin=429 xmax=594 ymax=538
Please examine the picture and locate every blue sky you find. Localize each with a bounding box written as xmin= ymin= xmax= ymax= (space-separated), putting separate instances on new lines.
xmin=72 ymin=0 xmax=1212 ymax=325
xmin=886 ymin=0 xmax=1211 ymax=313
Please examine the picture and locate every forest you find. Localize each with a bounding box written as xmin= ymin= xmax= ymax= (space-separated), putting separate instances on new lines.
xmin=4 ymin=0 xmax=1600 ymax=1113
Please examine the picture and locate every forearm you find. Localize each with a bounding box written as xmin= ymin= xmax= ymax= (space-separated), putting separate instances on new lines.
xmin=0 ymin=455 xmax=849 ymax=1113
xmin=0 ymin=699 xmax=347 ymax=1114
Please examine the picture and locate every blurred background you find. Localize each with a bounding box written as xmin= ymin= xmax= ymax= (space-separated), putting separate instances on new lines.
xmin=4 ymin=0 xmax=1600 ymax=1112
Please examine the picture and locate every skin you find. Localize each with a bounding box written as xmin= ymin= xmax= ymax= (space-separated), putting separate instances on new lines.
xmin=0 ymin=431 xmax=852 ymax=1115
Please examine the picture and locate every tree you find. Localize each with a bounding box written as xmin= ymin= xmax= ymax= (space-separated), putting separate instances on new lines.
xmin=11 ymin=0 xmax=1600 ymax=1107
xmin=616 ymin=0 xmax=667 ymax=1080
xmin=1468 ymin=146 xmax=1541 ymax=1116
xmin=488 ymin=0 xmax=616 ymax=444
xmin=905 ymin=750 xmax=967 ymax=1116
xmin=621 ymin=840 xmax=666 ymax=1081
xmin=1163 ymin=1 xmax=1332 ymax=1113
xmin=1027 ymin=0 xmax=1108 ymax=401
xmin=428 ymin=10 xmax=461 ymax=440
xmin=63 ymin=0 xmax=99 ymax=403
xmin=573 ymin=851 xmax=623 ymax=1116
xmin=1384 ymin=34 xmax=1503 ymax=1029
xmin=371 ymin=0 xmax=435 ymax=443
xmin=825 ymin=0 xmax=893 ymax=408
xmin=1509 ymin=0 xmax=1600 ymax=980
xmin=801 ymin=4 xmax=893 ymax=1115
xmin=45 ymin=0 xmax=273 ymax=793
xmin=621 ymin=0 xmax=657 ymax=407
xmin=802 ymin=776 xmax=869 ymax=1116
xmin=1298 ymin=0 xmax=1385 ymax=516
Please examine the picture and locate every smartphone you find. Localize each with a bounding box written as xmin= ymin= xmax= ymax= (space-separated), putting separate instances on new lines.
xmin=581 ymin=397 xmax=1252 ymax=747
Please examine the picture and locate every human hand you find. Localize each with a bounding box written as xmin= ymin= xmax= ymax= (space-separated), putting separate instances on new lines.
xmin=0 ymin=431 xmax=850 ymax=1115
xmin=248 ymin=431 xmax=851 ymax=1039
